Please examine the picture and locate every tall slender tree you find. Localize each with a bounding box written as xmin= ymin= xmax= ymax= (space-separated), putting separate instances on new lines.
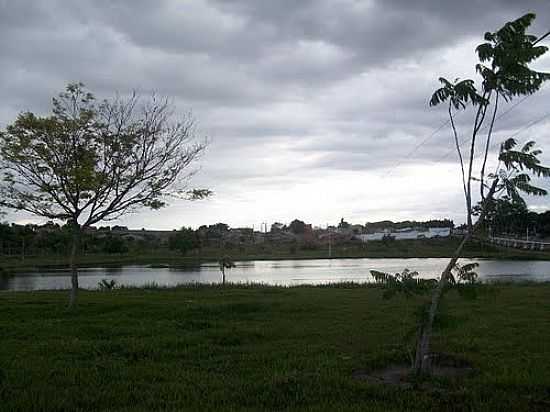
xmin=416 ymin=13 xmax=550 ymax=374
xmin=0 ymin=83 xmax=209 ymax=307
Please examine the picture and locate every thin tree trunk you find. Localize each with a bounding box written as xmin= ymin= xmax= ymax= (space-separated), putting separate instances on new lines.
xmin=481 ymin=93 xmax=499 ymax=200
xmin=414 ymin=179 xmax=498 ymax=375
xmin=68 ymin=224 xmax=81 ymax=308
xmin=414 ymin=235 xmax=470 ymax=373
xmin=449 ymin=102 xmax=468 ymax=205
xmin=466 ymin=94 xmax=489 ymax=232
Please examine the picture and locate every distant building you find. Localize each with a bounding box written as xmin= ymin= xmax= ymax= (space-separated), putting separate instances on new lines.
xmin=267 ymin=231 xmax=297 ymax=243
xmin=226 ymin=228 xmax=254 ymax=243
xmin=318 ymin=231 xmax=353 ymax=244
xmin=356 ymin=227 xmax=451 ymax=242
xmin=428 ymin=227 xmax=451 ymax=237
xmin=111 ymin=225 xmax=129 ymax=232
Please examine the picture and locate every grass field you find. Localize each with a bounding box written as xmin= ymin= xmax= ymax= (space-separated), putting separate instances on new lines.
xmin=1 ymin=284 xmax=550 ymax=411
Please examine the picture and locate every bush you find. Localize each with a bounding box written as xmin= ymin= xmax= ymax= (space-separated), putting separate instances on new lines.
xmin=98 ymin=279 xmax=117 ymax=291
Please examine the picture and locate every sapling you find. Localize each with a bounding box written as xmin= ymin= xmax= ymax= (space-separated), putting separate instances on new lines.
xmin=372 ymin=263 xmax=480 ymax=371
xmin=411 ymin=13 xmax=550 ymax=374
xmin=219 ymin=256 xmax=236 ymax=285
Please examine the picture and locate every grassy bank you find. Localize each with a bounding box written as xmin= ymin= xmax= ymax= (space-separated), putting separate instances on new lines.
xmin=2 ymin=238 xmax=549 ymax=272
xmin=1 ymin=284 xmax=550 ymax=411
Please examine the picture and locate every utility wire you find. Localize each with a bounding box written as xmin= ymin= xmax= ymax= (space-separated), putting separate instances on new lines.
xmin=433 ymin=90 xmax=543 ymax=163
xmin=438 ymin=109 xmax=550 ymax=175
xmin=382 ymin=116 xmax=455 ymax=178
xmin=482 ymin=111 xmax=550 ymax=156
xmin=434 ymin=29 xmax=550 ymax=164
xmin=534 ymin=30 xmax=550 ymax=45
xmin=384 ymin=29 xmax=550 ymax=178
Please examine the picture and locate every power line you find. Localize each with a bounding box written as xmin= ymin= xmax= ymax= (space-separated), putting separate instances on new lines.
xmin=386 ymin=91 xmax=537 ymax=178
xmin=435 ymin=81 xmax=550 ymax=166
xmin=383 ymin=79 xmax=544 ymax=178
xmin=433 ymin=29 xmax=550 ymax=164
xmin=433 ymin=91 xmax=539 ymax=163
xmin=384 ymin=29 xmax=550 ymax=178
xmin=534 ymin=30 xmax=550 ymax=45
xmin=439 ymin=109 xmax=550 ymax=176
xmin=382 ymin=118 xmax=452 ymax=178
xmin=485 ymin=111 xmax=550 ymax=155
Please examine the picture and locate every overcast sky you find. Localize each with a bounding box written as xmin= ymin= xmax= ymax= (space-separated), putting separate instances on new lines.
xmin=1 ymin=0 xmax=550 ymax=229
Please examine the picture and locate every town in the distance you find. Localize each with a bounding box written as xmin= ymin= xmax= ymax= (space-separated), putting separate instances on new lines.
xmin=2 ymin=209 xmax=550 ymax=258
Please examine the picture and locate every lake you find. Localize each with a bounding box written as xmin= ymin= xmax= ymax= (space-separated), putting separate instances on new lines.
xmin=2 ymin=258 xmax=550 ymax=291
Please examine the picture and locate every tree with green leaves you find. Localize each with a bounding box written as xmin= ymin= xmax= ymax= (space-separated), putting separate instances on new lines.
xmin=429 ymin=13 xmax=550 ymax=232
xmin=218 ymin=255 xmax=236 ymax=285
xmin=376 ymin=13 xmax=550 ymax=376
xmin=288 ymin=219 xmax=306 ymax=235
xmin=0 ymin=83 xmax=209 ymax=307
xmin=371 ymin=266 xmax=476 ymax=369
xmin=169 ymin=227 xmax=199 ymax=255
xmin=417 ymin=13 xmax=550 ymax=375
xmin=474 ymin=195 xmax=529 ymax=236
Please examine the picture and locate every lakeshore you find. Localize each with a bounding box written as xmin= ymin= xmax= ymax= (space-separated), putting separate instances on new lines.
xmin=1 ymin=238 xmax=550 ymax=273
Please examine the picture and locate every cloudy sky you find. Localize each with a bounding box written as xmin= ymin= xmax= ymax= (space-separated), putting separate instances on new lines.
xmin=1 ymin=0 xmax=550 ymax=230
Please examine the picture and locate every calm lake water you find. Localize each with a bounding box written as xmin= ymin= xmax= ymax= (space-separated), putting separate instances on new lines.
xmin=2 ymin=258 xmax=550 ymax=291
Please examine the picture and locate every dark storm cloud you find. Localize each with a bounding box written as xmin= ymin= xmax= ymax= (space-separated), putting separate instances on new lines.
xmin=1 ymin=0 xmax=550 ymax=227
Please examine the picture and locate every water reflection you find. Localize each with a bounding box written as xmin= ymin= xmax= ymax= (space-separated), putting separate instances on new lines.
xmin=1 ymin=258 xmax=549 ymax=291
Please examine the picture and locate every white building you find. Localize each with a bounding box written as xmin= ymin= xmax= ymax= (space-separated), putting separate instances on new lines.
xmin=356 ymin=227 xmax=451 ymax=242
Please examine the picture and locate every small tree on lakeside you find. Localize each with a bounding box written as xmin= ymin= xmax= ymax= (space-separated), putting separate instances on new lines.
xmin=415 ymin=13 xmax=550 ymax=375
xmin=219 ymin=256 xmax=236 ymax=285
xmin=0 ymin=83 xmax=209 ymax=307
xmin=370 ymin=13 xmax=550 ymax=376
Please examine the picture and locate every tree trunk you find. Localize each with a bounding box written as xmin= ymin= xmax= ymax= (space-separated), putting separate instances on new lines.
xmin=414 ymin=235 xmax=470 ymax=373
xmin=448 ymin=102 xmax=468 ymax=205
xmin=68 ymin=224 xmax=81 ymax=308
xmin=465 ymin=94 xmax=489 ymax=234
xmin=480 ymin=93 xmax=499 ymax=200
xmin=414 ymin=179 xmax=498 ymax=375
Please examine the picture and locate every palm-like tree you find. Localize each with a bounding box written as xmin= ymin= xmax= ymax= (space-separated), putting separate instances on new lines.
xmin=430 ymin=78 xmax=486 ymax=228
xmin=413 ymin=13 xmax=550 ymax=376
xmin=497 ymin=139 xmax=550 ymax=200
xmin=415 ymin=138 xmax=550 ymax=374
xmin=430 ymin=13 xmax=550 ymax=233
xmin=476 ymin=13 xmax=550 ymax=201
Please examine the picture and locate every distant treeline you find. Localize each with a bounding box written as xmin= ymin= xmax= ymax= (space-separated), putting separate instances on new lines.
xmin=481 ymin=198 xmax=550 ymax=238
xmin=0 ymin=223 xmax=156 ymax=257
xmin=0 ymin=222 xmax=219 ymax=258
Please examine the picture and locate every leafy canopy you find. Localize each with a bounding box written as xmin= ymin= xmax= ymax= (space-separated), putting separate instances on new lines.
xmin=0 ymin=83 xmax=207 ymax=227
xmin=476 ymin=13 xmax=550 ymax=98
xmin=431 ymin=13 xmax=550 ymax=110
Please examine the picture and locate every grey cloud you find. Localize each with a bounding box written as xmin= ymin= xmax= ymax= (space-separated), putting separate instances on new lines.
xmin=1 ymin=0 xmax=550 ymax=227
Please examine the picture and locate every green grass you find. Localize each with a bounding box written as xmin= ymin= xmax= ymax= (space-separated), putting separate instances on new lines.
xmin=1 ymin=284 xmax=550 ymax=411
xmin=2 ymin=238 xmax=549 ymax=272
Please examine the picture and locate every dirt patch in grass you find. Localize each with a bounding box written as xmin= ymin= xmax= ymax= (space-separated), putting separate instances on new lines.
xmin=353 ymin=353 xmax=476 ymax=388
